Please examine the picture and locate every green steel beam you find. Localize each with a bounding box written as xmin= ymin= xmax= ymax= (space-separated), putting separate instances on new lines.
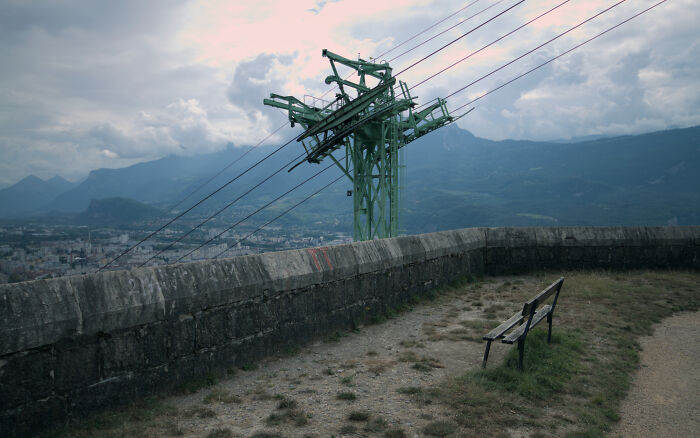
xmin=264 ymin=49 xmax=461 ymax=242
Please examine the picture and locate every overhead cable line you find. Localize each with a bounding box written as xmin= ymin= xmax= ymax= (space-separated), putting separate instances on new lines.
xmin=412 ymin=0 xmax=628 ymax=112
xmin=318 ymin=0 xmax=485 ymax=100
xmin=373 ymin=0 xmax=484 ymax=60
xmin=138 ymin=149 xmax=309 ymax=267
xmin=153 ymin=1 xmax=522 ymax=263
xmin=387 ymin=0 xmax=506 ymax=63
xmin=451 ymin=0 xmax=670 ymax=112
xmin=394 ymin=0 xmax=525 ymax=77
xmin=209 ymin=1 xmax=663 ymax=258
xmin=166 ymin=123 xmax=286 ymax=213
xmin=176 ymin=161 xmax=341 ymax=264
xmin=409 ymin=0 xmax=574 ymax=93
xmin=196 ymin=0 xmax=662 ymax=263
xmin=211 ymin=170 xmax=347 ymax=261
xmin=96 ymin=136 xmax=297 ymax=271
xmin=98 ymin=3 xmax=499 ymax=272
xmin=442 ymin=0 xmax=628 ymax=101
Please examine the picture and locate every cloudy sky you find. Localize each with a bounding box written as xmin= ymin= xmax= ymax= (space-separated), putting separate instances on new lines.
xmin=0 ymin=0 xmax=698 ymax=185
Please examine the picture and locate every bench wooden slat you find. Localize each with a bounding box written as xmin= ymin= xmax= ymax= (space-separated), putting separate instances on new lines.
xmin=483 ymin=311 xmax=523 ymax=341
xmin=522 ymin=277 xmax=564 ymax=315
xmin=503 ymin=304 xmax=552 ymax=344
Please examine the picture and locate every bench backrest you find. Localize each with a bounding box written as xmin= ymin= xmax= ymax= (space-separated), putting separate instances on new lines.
xmin=521 ymin=277 xmax=565 ymax=316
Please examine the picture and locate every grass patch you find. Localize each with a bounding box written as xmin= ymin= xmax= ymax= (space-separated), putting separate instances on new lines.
xmin=366 ymin=359 xmax=396 ymax=375
xmin=173 ymin=373 xmax=218 ymax=395
xmin=185 ymin=406 xmax=216 ymax=419
xmin=203 ymin=388 xmax=241 ymax=404
xmin=364 ymin=416 xmax=388 ymax=432
xmin=339 ymin=424 xmax=357 ymax=434
xmin=239 ymin=361 xmax=257 ymax=371
xmin=336 ymin=391 xmax=357 ymax=401
xmin=423 ymin=420 xmax=457 ymax=437
xmin=265 ymin=406 xmax=309 ymax=427
xmin=397 ymin=386 xmax=422 ymax=395
xmin=384 ymin=428 xmax=408 ymax=438
xmin=250 ymin=432 xmax=283 ymax=438
xmin=276 ymin=396 xmax=298 ymax=410
xmin=327 ymin=330 xmax=346 ymax=342
xmin=431 ymin=270 xmax=700 ymax=437
xmin=347 ymin=410 xmax=370 ymax=421
xmin=39 ymin=397 xmax=178 ymax=438
xmin=207 ymin=428 xmax=233 ymax=438
xmin=471 ymin=330 xmax=583 ymax=399
xmin=411 ymin=355 xmax=443 ymax=372
xmin=399 ymin=339 xmax=426 ymax=348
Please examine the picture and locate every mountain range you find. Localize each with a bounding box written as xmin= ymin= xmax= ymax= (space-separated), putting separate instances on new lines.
xmin=0 ymin=125 xmax=698 ymax=232
xmin=0 ymin=175 xmax=77 ymax=217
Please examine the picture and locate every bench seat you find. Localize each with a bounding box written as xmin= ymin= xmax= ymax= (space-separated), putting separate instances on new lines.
xmin=483 ymin=312 xmax=524 ymax=341
xmin=503 ymin=304 xmax=551 ymax=344
xmin=481 ymin=277 xmax=564 ymax=370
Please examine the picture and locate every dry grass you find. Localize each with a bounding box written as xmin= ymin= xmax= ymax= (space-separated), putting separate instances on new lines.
xmin=38 ymin=270 xmax=700 ymax=438
xmin=426 ymin=270 xmax=700 ymax=437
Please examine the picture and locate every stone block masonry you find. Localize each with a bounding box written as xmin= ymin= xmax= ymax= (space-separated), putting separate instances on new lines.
xmin=1 ymin=226 xmax=698 ymax=436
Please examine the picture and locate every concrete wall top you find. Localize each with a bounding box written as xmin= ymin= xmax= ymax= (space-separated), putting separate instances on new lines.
xmin=483 ymin=226 xmax=700 ymax=248
xmin=2 ymin=226 xmax=698 ymax=356
xmin=0 ymin=227 xmax=486 ymax=356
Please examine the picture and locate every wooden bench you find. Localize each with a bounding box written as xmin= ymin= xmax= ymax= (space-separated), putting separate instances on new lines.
xmin=482 ymin=277 xmax=564 ymax=370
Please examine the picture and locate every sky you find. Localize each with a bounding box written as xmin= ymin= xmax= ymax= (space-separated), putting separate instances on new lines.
xmin=0 ymin=0 xmax=698 ymax=186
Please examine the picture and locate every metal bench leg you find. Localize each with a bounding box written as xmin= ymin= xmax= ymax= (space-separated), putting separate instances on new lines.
xmin=547 ymin=313 xmax=553 ymax=343
xmin=482 ymin=340 xmax=492 ymax=368
xmin=517 ymin=338 xmax=525 ymax=370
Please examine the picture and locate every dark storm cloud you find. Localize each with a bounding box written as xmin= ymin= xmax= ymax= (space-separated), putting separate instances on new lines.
xmin=0 ymin=0 xmax=239 ymax=185
xmin=227 ymin=53 xmax=295 ymax=113
xmin=340 ymin=0 xmax=700 ymax=140
xmin=0 ymin=0 xmax=698 ymax=186
xmin=0 ymin=0 xmax=186 ymax=38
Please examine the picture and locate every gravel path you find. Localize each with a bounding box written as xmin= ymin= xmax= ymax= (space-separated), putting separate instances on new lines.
xmin=611 ymin=311 xmax=700 ymax=438
xmin=144 ymin=279 xmax=519 ymax=437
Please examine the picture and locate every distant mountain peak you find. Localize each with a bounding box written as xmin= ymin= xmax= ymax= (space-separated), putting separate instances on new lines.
xmin=18 ymin=174 xmax=44 ymax=184
xmin=77 ymin=197 xmax=161 ymax=226
xmin=47 ymin=175 xmax=70 ymax=184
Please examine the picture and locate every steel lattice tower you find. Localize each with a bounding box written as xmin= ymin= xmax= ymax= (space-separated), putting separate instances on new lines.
xmin=265 ymin=50 xmax=456 ymax=241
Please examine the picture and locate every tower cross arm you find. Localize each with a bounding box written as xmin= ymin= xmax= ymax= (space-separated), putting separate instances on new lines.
xmin=401 ymin=98 xmax=454 ymax=145
xmin=324 ymin=75 xmax=370 ymax=92
xmin=263 ymin=94 xmax=323 ymax=127
xmin=322 ymin=49 xmax=392 ymax=81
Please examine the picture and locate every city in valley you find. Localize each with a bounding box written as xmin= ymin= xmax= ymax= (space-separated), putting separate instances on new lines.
xmin=0 ymin=222 xmax=351 ymax=284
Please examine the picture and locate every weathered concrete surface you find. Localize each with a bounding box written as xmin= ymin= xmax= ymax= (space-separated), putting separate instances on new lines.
xmin=0 ymin=226 xmax=698 ymax=436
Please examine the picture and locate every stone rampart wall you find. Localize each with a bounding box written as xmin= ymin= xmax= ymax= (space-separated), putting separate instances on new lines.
xmin=1 ymin=226 xmax=698 ymax=436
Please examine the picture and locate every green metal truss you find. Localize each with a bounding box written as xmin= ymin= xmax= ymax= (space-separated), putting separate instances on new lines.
xmin=264 ymin=49 xmax=457 ymax=241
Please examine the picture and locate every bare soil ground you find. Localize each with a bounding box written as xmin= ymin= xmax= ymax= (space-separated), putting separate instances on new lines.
xmin=611 ymin=311 xmax=700 ymax=438
xmin=161 ymin=277 xmax=511 ymax=437
xmin=47 ymin=271 xmax=700 ymax=438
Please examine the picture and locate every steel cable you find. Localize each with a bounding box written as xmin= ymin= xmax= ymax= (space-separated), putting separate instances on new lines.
xmin=178 ymin=161 xmax=341 ymax=263
xmin=450 ymin=0 xmax=670 ymax=112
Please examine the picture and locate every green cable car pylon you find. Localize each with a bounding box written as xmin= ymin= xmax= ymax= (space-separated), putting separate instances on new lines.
xmin=264 ymin=49 xmax=459 ymax=241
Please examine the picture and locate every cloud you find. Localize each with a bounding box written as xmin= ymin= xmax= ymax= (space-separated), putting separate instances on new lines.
xmin=227 ymin=53 xmax=295 ymax=115
xmin=0 ymin=0 xmax=698 ymax=186
xmin=101 ymin=149 xmax=119 ymax=159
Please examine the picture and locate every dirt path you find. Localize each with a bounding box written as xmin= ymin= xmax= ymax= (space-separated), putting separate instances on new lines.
xmin=140 ymin=278 xmax=523 ymax=437
xmin=611 ymin=311 xmax=700 ymax=438
xmin=56 ymin=274 xmax=700 ymax=437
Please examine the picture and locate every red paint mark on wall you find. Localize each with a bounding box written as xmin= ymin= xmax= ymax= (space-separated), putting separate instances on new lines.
xmin=319 ymin=247 xmax=333 ymax=269
xmin=307 ymin=248 xmax=321 ymax=270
